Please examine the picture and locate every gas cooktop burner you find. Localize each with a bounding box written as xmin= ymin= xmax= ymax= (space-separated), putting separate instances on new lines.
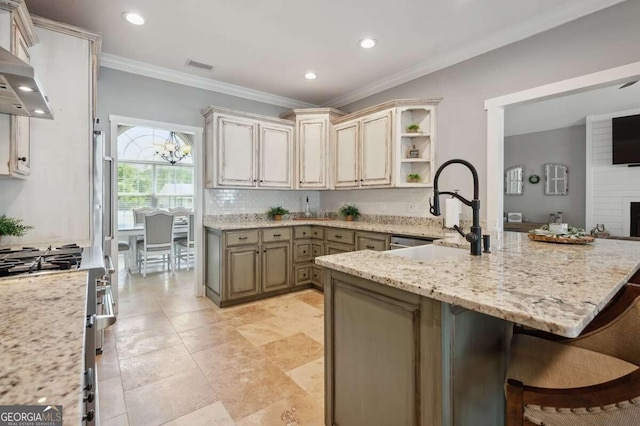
xmin=0 ymin=244 xmax=83 ymax=277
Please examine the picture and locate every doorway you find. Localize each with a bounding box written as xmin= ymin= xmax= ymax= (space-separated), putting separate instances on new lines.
xmin=108 ymin=115 xmax=205 ymax=310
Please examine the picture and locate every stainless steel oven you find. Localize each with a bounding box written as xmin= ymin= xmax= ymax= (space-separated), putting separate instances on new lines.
xmin=390 ymin=235 xmax=435 ymax=250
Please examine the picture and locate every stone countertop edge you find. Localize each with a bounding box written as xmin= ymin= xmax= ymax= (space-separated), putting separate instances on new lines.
xmin=203 ymin=219 xmax=458 ymax=239
xmin=315 ymin=232 xmax=640 ymax=338
xmin=0 ymin=271 xmax=88 ymax=423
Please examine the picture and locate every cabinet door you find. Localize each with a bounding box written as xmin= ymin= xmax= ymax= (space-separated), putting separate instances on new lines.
xmin=355 ymin=232 xmax=390 ymax=251
xmin=204 ymin=114 xmax=214 ymax=188
xmin=217 ymin=115 xmax=256 ymax=187
xmin=225 ymin=246 xmax=260 ymax=300
xmin=259 ymin=123 xmax=292 ymax=188
xmin=11 ymin=22 xmax=30 ymax=176
xmin=298 ymin=118 xmax=327 ymax=188
xmin=261 ymin=242 xmax=290 ymax=293
xmin=294 ymin=241 xmax=313 ymax=263
xmin=334 ymin=121 xmax=359 ymax=188
xmin=326 ymin=242 xmax=354 ymax=255
xmin=360 ymin=110 xmax=392 ymax=186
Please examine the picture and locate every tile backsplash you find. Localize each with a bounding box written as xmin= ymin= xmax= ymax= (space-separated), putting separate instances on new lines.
xmin=319 ymin=188 xmax=435 ymax=218
xmin=205 ymin=189 xmax=320 ymax=215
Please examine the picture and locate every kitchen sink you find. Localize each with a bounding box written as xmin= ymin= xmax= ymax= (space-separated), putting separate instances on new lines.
xmin=386 ymin=244 xmax=465 ymax=260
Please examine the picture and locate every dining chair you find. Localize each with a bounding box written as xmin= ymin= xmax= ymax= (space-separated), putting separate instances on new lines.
xmin=175 ymin=212 xmax=195 ymax=271
xmin=505 ymin=283 xmax=640 ymax=425
xmin=137 ymin=211 xmax=176 ymax=277
xmin=169 ymin=207 xmax=192 ymax=218
xmin=132 ymin=207 xmax=158 ymax=224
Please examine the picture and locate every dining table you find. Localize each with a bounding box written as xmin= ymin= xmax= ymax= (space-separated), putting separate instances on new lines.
xmin=118 ymin=221 xmax=189 ymax=273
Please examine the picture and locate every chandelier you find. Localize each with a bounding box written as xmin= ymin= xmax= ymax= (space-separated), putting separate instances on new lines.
xmin=155 ymin=131 xmax=191 ymax=165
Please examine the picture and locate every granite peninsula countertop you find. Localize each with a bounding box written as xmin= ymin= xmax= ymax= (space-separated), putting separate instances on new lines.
xmin=315 ymin=232 xmax=640 ymax=338
xmin=0 ymin=271 xmax=88 ymax=424
xmin=204 ymin=218 xmax=458 ymax=239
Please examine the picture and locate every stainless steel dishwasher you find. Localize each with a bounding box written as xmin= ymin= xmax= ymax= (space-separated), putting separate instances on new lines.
xmin=389 ymin=235 xmax=435 ymax=250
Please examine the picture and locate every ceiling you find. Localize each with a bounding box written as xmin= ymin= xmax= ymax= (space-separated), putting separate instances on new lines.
xmin=505 ymin=81 xmax=640 ymax=136
xmin=25 ymin=0 xmax=627 ymax=108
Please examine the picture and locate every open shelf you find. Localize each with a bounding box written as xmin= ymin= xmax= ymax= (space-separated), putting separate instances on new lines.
xmin=400 ymin=158 xmax=430 ymax=163
xmin=397 ymin=161 xmax=432 ymax=187
xmin=400 ymin=133 xmax=431 ymax=138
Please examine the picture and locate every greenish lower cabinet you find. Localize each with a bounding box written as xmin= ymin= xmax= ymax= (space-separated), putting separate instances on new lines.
xmin=324 ymin=270 xmax=509 ymax=426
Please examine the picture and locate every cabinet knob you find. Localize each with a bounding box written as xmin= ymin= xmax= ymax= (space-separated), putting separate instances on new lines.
xmin=256 ymin=251 xmax=259 ymax=254
xmin=263 ymin=250 xmax=266 ymax=253
xmin=18 ymin=156 xmax=27 ymax=162
xmin=360 ymin=179 xmax=363 ymax=181
xmin=260 ymin=180 xmax=264 ymax=182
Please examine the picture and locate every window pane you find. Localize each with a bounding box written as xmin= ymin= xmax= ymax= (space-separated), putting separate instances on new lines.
xmin=118 ymin=126 xmax=193 ymax=164
xmin=118 ymin=163 xmax=153 ymax=194
xmin=156 ymin=196 xmax=194 ymax=210
xmin=155 ymin=165 xmax=194 ymax=195
xmin=117 ymin=195 xmax=153 ymax=227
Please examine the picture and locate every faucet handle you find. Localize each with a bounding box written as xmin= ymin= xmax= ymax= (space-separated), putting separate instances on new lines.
xmin=453 ymin=225 xmax=466 ymax=238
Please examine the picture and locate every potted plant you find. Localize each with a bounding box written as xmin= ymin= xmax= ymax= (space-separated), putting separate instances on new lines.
xmin=407 ymin=173 xmax=421 ymax=183
xmin=339 ymin=204 xmax=360 ymax=221
xmin=267 ymin=206 xmax=289 ymax=221
xmin=407 ymin=124 xmax=420 ymax=133
xmin=0 ymin=215 xmax=34 ymax=244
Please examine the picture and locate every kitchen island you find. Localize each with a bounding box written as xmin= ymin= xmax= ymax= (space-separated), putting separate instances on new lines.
xmin=0 ymin=271 xmax=88 ymax=424
xmin=316 ymin=232 xmax=640 ymax=425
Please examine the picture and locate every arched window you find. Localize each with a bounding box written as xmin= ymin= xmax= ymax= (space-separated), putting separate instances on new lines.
xmin=117 ymin=126 xmax=194 ymax=226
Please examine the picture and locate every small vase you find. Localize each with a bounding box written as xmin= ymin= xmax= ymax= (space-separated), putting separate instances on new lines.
xmin=273 ymin=214 xmax=282 ymax=221
xmin=407 ymin=128 xmax=419 ymax=133
xmin=408 ymin=178 xmax=420 ymax=183
xmin=345 ymin=215 xmax=353 ymax=221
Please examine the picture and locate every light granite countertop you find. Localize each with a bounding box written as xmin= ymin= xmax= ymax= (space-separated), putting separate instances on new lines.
xmin=315 ymin=232 xmax=640 ymax=338
xmin=204 ymin=218 xmax=458 ymax=239
xmin=0 ymin=271 xmax=88 ymax=424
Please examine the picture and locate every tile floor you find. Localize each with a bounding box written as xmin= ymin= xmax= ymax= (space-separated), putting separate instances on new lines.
xmin=97 ymin=266 xmax=325 ymax=426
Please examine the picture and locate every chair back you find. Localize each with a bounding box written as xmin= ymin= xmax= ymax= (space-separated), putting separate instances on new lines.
xmin=187 ymin=213 xmax=195 ymax=243
xmin=143 ymin=211 xmax=175 ymax=248
xmin=169 ymin=207 xmax=192 ymax=218
xmin=133 ymin=207 xmax=158 ymax=224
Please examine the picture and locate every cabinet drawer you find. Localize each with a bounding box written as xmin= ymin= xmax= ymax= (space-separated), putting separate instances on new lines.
xmin=356 ymin=232 xmax=389 ymax=251
xmin=294 ymin=241 xmax=313 ymax=263
xmin=311 ymin=266 xmax=323 ymax=286
xmin=226 ymin=230 xmax=260 ymax=247
xmin=294 ymin=226 xmax=313 ymax=239
xmin=311 ymin=227 xmax=325 ymax=240
xmin=311 ymin=242 xmax=324 ymax=257
xmin=262 ymin=227 xmax=291 ymax=243
xmin=326 ymin=229 xmax=355 ymax=244
xmin=326 ymin=242 xmax=355 ymax=255
xmin=295 ymin=264 xmax=312 ymax=286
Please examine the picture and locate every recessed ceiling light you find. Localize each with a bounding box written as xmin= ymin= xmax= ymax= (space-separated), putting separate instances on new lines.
xmin=305 ymin=72 xmax=317 ymax=80
xmin=122 ymin=12 xmax=145 ymax=25
xmin=359 ymin=38 xmax=377 ymax=49
xmin=18 ymin=85 xmax=34 ymax=92
xmin=34 ymin=109 xmax=45 ymax=114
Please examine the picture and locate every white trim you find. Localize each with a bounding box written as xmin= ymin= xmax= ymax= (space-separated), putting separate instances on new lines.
xmin=622 ymin=198 xmax=640 ymax=237
xmin=485 ymin=61 xmax=640 ymax=232
xmin=101 ymin=53 xmax=317 ymax=109
xmin=109 ymin=115 xmax=205 ymax=298
xmin=324 ymin=0 xmax=627 ymax=108
xmin=585 ymin=106 xmax=640 ymax=232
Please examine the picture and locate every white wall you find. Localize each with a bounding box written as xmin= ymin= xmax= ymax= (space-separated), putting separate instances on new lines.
xmin=588 ymin=110 xmax=640 ymax=236
xmin=338 ymin=0 xmax=640 ymax=220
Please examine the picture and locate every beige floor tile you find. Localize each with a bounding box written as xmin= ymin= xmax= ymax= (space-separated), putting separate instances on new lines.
xmin=119 ymin=343 xmax=196 ymax=391
xmin=179 ymin=322 xmax=243 ymax=353
xmin=116 ymin=326 xmax=182 ymax=359
xmin=235 ymin=318 xmax=299 ymax=346
xmin=124 ymin=368 xmax=216 ymax=426
xmin=211 ymin=362 xmax=304 ymax=420
xmin=217 ymin=304 xmax=275 ymax=327
xmin=261 ymin=298 xmax=323 ymax=321
xmin=286 ymin=357 xmax=324 ymax=396
xmin=159 ymin=294 xmax=216 ymax=315
xmin=162 ymin=401 xmax=234 ymax=426
xmin=97 ymin=345 xmax=121 ymax=382
xmin=260 ymin=333 xmax=325 ymax=372
xmin=168 ymin=308 xmax=225 ymax=333
xmin=101 ymin=413 xmax=129 ymax=426
xmin=117 ymin=298 xmax=162 ymax=319
xmin=113 ymin=311 xmax=173 ymax=335
xmin=292 ymin=290 xmax=325 ymax=310
xmin=235 ymin=391 xmax=324 ymax=426
xmin=98 ymin=376 xmax=127 ymax=421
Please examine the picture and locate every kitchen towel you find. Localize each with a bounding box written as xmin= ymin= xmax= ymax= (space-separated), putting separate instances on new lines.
xmin=445 ymin=197 xmax=461 ymax=228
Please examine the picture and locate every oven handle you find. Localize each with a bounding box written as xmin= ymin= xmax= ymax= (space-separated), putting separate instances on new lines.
xmin=96 ymin=284 xmax=116 ymax=330
xmin=104 ymin=255 xmax=115 ymax=274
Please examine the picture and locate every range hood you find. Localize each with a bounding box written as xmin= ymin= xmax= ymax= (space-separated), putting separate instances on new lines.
xmin=0 ymin=45 xmax=53 ymax=119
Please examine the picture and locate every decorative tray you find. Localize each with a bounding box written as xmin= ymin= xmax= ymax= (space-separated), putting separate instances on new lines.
xmin=527 ymin=233 xmax=595 ymax=245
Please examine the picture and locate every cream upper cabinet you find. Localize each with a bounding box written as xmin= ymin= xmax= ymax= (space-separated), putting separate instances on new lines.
xmin=360 ymin=110 xmax=392 ymax=186
xmin=217 ymin=114 xmax=257 ymax=187
xmin=333 ymin=109 xmax=393 ymax=189
xmin=259 ymin=123 xmax=292 ymax=188
xmin=297 ymin=117 xmax=328 ymax=189
xmin=334 ymin=120 xmax=359 ymax=188
xmin=204 ymin=107 xmax=294 ymax=189
xmin=11 ymin=22 xmax=30 ymax=176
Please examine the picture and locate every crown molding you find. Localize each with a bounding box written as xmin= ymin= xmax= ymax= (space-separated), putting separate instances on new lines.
xmin=100 ymin=53 xmax=317 ymax=109
xmin=323 ymin=0 xmax=628 ymax=108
